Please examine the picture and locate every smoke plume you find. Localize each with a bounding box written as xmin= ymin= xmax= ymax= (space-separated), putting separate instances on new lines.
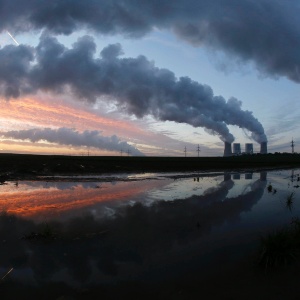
xmin=0 ymin=36 xmax=267 ymax=143
xmin=0 ymin=127 xmax=144 ymax=156
xmin=1 ymin=0 xmax=299 ymax=82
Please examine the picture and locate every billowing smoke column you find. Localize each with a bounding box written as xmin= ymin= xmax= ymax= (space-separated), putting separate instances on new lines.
xmin=0 ymin=127 xmax=144 ymax=156
xmin=0 ymin=1 xmax=299 ymax=83
xmin=0 ymin=36 xmax=267 ymax=144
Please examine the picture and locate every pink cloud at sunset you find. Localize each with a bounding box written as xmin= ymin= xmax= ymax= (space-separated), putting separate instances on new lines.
xmin=0 ymin=95 xmax=203 ymax=156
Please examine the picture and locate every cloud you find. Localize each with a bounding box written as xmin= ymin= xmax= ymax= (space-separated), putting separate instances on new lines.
xmin=1 ymin=0 xmax=299 ymax=82
xmin=0 ymin=127 xmax=144 ymax=156
xmin=0 ymin=36 xmax=267 ymax=143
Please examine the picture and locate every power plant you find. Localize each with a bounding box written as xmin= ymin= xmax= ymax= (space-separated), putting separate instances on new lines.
xmin=260 ymin=142 xmax=268 ymax=154
xmin=223 ymin=141 xmax=268 ymax=156
xmin=223 ymin=142 xmax=232 ymax=157
xmin=233 ymin=143 xmax=241 ymax=155
xmin=245 ymin=143 xmax=253 ymax=154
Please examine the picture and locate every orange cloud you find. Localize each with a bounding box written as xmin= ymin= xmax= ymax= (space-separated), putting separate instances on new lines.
xmin=0 ymin=95 xmax=194 ymax=156
xmin=0 ymin=96 xmax=146 ymax=137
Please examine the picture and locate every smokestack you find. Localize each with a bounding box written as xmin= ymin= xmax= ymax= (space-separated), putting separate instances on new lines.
xmin=233 ymin=173 xmax=241 ymax=180
xmin=260 ymin=172 xmax=267 ymax=181
xmin=233 ymin=143 xmax=241 ymax=155
xmin=260 ymin=142 xmax=267 ymax=154
xmin=245 ymin=143 xmax=253 ymax=154
xmin=245 ymin=173 xmax=253 ymax=180
xmin=224 ymin=142 xmax=232 ymax=157
xmin=224 ymin=172 xmax=231 ymax=181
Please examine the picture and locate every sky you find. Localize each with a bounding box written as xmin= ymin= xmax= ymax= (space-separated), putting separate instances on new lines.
xmin=0 ymin=0 xmax=299 ymax=156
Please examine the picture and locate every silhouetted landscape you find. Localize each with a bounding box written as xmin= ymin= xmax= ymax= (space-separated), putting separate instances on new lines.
xmin=0 ymin=153 xmax=300 ymax=180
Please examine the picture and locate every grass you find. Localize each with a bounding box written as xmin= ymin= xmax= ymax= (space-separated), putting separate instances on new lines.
xmin=0 ymin=268 xmax=13 ymax=282
xmin=286 ymin=192 xmax=295 ymax=211
xmin=267 ymin=184 xmax=273 ymax=192
xmin=258 ymin=218 xmax=300 ymax=270
xmin=258 ymin=229 xmax=297 ymax=269
xmin=259 ymin=186 xmax=299 ymax=269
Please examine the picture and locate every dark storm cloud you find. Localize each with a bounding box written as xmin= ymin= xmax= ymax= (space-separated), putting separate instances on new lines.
xmin=0 ymin=36 xmax=267 ymax=142
xmin=0 ymin=127 xmax=144 ymax=156
xmin=1 ymin=0 xmax=299 ymax=82
xmin=0 ymin=44 xmax=34 ymax=97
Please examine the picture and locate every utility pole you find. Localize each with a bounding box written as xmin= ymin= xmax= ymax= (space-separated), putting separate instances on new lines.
xmin=184 ymin=146 xmax=187 ymax=157
xmin=120 ymin=149 xmax=123 ymax=156
xmin=197 ymin=144 xmax=201 ymax=157
xmin=291 ymin=138 xmax=295 ymax=154
xmin=127 ymin=149 xmax=130 ymax=156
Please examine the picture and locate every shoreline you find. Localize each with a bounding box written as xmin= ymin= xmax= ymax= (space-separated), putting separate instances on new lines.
xmin=0 ymin=153 xmax=299 ymax=181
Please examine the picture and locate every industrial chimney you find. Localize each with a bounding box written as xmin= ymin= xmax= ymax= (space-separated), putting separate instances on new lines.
xmin=233 ymin=143 xmax=241 ymax=155
xmin=260 ymin=142 xmax=267 ymax=154
xmin=260 ymin=171 xmax=267 ymax=181
xmin=245 ymin=143 xmax=253 ymax=154
xmin=224 ymin=173 xmax=231 ymax=181
xmin=223 ymin=142 xmax=232 ymax=157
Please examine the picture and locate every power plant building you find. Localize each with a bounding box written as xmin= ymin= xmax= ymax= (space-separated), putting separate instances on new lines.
xmin=223 ymin=141 xmax=267 ymax=156
xmin=245 ymin=143 xmax=253 ymax=154
xmin=223 ymin=142 xmax=232 ymax=157
xmin=233 ymin=143 xmax=241 ymax=155
xmin=260 ymin=142 xmax=268 ymax=154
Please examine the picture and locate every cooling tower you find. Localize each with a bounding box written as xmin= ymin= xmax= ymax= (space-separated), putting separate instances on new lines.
xmin=223 ymin=142 xmax=232 ymax=157
xmin=224 ymin=173 xmax=231 ymax=181
xmin=245 ymin=143 xmax=253 ymax=154
xmin=260 ymin=142 xmax=267 ymax=154
xmin=233 ymin=173 xmax=241 ymax=180
xmin=233 ymin=143 xmax=241 ymax=155
xmin=260 ymin=172 xmax=267 ymax=181
xmin=245 ymin=173 xmax=253 ymax=180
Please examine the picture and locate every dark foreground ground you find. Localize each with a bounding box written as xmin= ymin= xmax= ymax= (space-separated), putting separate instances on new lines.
xmin=0 ymin=153 xmax=300 ymax=179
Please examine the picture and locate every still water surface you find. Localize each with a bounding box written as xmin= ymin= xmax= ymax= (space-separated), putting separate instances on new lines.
xmin=1 ymin=168 xmax=300 ymax=298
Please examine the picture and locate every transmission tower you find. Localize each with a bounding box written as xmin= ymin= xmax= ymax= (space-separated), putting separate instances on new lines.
xmin=184 ymin=146 xmax=187 ymax=157
xmin=196 ymin=144 xmax=201 ymax=157
xmin=291 ymin=138 xmax=295 ymax=154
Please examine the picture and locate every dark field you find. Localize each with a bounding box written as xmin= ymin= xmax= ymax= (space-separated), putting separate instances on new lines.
xmin=0 ymin=153 xmax=300 ymax=178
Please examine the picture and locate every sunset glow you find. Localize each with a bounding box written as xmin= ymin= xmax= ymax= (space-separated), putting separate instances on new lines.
xmin=0 ymin=1 xmax=298 ymax=155
xmin=0 ymin=180 xmax=166 ymax=220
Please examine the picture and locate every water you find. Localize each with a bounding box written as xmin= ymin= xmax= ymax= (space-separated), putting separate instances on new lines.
xmin=1 ymin=168 xmax=300 ymax=299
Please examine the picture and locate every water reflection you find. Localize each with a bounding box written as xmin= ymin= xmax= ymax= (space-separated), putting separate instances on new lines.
xmin=0 ymin=180 xmax=168 ymax=221
xmin=1 ymin=169 xmax=300 ymax=299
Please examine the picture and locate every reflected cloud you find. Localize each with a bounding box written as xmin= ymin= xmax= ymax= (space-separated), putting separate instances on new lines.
xmin=0 ymin=180 xmax=167 ymax=221
xmin=0 ymin=171 xmax=268 ymax=295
